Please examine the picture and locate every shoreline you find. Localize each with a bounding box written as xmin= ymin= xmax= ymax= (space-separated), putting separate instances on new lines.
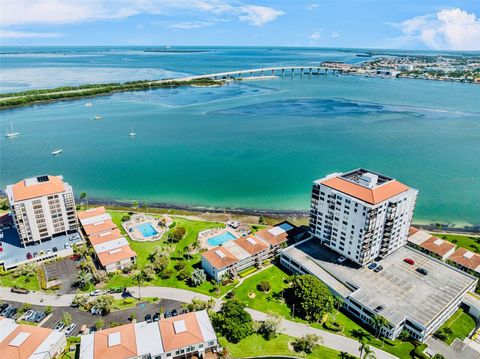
xmin=84 ymin=197 xmax=480 ymax=234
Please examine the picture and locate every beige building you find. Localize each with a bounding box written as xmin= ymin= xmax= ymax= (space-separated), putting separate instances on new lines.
xmin=5 ymin=175 xmax=78 ymax=246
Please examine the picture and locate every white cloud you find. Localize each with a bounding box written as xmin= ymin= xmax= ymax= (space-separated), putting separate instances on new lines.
xmin=305 ymin=4 xmax=319 ymax=10
xmin=0 ymin=30 xmax=62 ymax=38
xmin=168 ymin=21 xmax=215 ymax=30
xmin=309 ymin=31 xmax=321 ymax=41
xmin=0 ymin=0 xmax=284 ymax=27
xmin=394 ymin=8 xmax=480 ymax=50
xmin=330 ymin=31 xmax=339 ymax=38
xmin=238 ymin=5 xmax=284 ymax=26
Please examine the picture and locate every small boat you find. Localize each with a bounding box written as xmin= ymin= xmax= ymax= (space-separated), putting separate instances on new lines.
xmin=5 ymin=122 xmax=20 ymax=138
xmin=129 ymin=132 xmax=136 ymax=137
xmin=85 ymin=102 xmax=93 ymax=107
xmin=93 ymin=115 xmax=103 ymax=120
xmin=51 ymin=149 xmax=63 ymax=155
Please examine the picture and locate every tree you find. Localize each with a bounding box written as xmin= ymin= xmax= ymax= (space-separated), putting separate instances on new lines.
xmin=80 ymin=192 xmax=88 ymax=208
xmin=432 ymin=355 xmax=446 ymax=359
xmin=286 ymin=274 xmax=335 ymax=322
xmin=292 ymin=334 xmax=320 ymax=354
xmin=71 ymin=294 xmax=89 ymax=309
xmin=62 ymin=312 xmax=72 ymax=326
xmin=133 ymin=272 xmax=145 ymax=299
xmin=121 ymin=215 xmax=131 ymax=222
xmin=360 ymin=341 xmax=375 ymax=359
xmin=371 ymin=315 xmax=389 ymax=338
xmin=44 ymin=305 xmax=53 ymax=315
xmin=339 ymin=352 xmax=356 ymax=359
xmin=190 ymin=268 xmax=207 ymax=286
xmin=94 ymin=270 xmax=108 ymax=284
xmin=184 ymin=297 xmax=216 ymax=312
xmin=75 ymin=269 xmax=93 ymax=290
xmin=143 ymin=264 xmax=156 ymax=281
xmin=399 ymin=330 xmax=410 ymax=341
xmin=351 ymin=329 xmax=372 ymax=343
xmin=258 ymin=312 xmax=282 ymax=340
xmin=152 ymin=256 xmax=169 ymax=273
xmin=257 ymin=280 xmax=271 ymax=293
xmin=132 ymin=201 xmax=138 ymax=209
xmin=94 ymin=295 xmax=114 ymax=315
xmin=212 ymin=299 xmax=253 ymax=343
xmin=14 ymin=263 xmax=37 ymax=278
xmin=95 ymin=319 xmax=105 ymax=330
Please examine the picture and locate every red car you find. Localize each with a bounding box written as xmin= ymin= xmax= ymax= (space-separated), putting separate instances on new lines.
xmin=26 ymin=252 xmax=33 ymax=259
xmin=403 ymin=258 xmax=415 ymax=265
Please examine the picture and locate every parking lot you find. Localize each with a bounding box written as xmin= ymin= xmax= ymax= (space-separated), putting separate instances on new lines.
xmin=0 ymin=297 xmax=184 ymax=336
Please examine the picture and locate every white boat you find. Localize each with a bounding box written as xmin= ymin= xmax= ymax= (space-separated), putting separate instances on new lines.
xmin=51 ymin=149 xmax=63 ymax=155
xmin=129 ymin=132 xmax=136 ymax=137
xmin=5 ymin=122 xmax=20 ymax=138
xmin=85 ymin=102 xmax=93 ymax=107
xmin=93 ymin=115 xmax=103 ymax=120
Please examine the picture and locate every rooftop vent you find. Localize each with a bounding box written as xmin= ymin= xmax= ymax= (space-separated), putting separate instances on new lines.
xmin=246 ymin=237 xmax=257 ymax=245
xmin=99 ymin=232 xmax=111 ymax=237
xmin=464 ymin=251 xmax=474 ymax=259
xmin=173 ymin=320 xmax=187 ymax=334
xmin=93 ymin=221 xmax=105 ymax=226
xmin=9 ymin=332 xmax=31 ymax=347
xmin=108 ymin=248 xmax=122 ymax=255
xmin=36 ymin=175 xmax=49 ymax=183
xmin=108 ymin=332 xmax=121 ymax=347
xmin=433 ymin=239 xmax=444 ymax=246
xmin=359 ymin=172 xmax=378 ymax=188
xmin=215 ymin=250 xmax=226 ymax=258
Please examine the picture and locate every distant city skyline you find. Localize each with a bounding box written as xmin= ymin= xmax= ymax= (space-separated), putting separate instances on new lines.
xmin=1 ymin=0 xmax=479 ymax=50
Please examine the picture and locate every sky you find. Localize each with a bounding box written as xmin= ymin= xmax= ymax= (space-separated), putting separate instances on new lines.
xmin=1 ymin=0 xmax=479 ymax=50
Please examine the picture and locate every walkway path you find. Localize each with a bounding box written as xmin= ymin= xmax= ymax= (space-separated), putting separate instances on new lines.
xmin=1 ymin=285 xmax=396 ymax=359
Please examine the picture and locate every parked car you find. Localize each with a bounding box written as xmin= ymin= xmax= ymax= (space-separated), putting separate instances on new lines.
xmin=70 ymin=254 xmax=81 ymax=261
xmin=46 ymin=249 xmax=52 ymax=255
xmin=54 ymin=322 xmax=65 ymax=331
xmin=4 ymin=307 xmax=17 ymax=318
xmin=367 ymin=262 xmax=378 ymax=270
xmin=90 ymin=307 xmax=103 ymax=315
xmin=0 ymin=305 xmax=12 ymax=316
xmin=403 ymin=258 xmax=415 ymax=265
xmin=373 ymin=265 xmax=384 ymax=273
xmin=0 ymin=303 xmax=9 ymax=312
xmin=416 ymin=267 xmax=428 ymax=275
xmin=65 ymin=323 xmax=77 ymax=336
xmin=153 ymin=313 xmax=160 ymax=322
xmin=64 ymin=243 xmax=71 ymax=249
xmin=90 ymin=289 xmax=102 ymax=297
xmin=337 ymin=256 xmax=347 ymax=264
xmin=33 ymin=251 xmax=38 ymax=257
xmin=171 ymin=309 xmax=179 ymax=317
xmin=23 ymin=310 xmax=35 ymax=321
xmin=145 ymin=314 xmax=152 ymax=323
xmin=164 ymin=311 xmax=172 ymax=319
xmin=34 ymin=311 xmax=46 ymax=323
xmin=52 ymin=247 xmax=58 ymax=253
xmin=26 ymin=252 xmax=33 ymax=260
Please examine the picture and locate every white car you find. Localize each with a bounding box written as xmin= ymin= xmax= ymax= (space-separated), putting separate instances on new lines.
xmin=337 ymin=256 xmax=347 ymax=264
xmin=65 ymin=323 xmax=77 ymax=336
xmin=90 ymin=289 xmax=102 ymax=296
xmin=46 ymin=249 xmax=52 ymax=255
xmin=64 ymin=243 xmax=71 ymax=249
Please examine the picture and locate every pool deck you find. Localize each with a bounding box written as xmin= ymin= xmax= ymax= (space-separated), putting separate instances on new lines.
xmin=198 ymin=227 xmax=244 ymax=249
xmin=123 ymin=214 xmax=172 ymax=242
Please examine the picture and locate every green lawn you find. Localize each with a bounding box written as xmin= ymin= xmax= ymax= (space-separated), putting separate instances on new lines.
xmin=0 ymin=272 xmax=40 ymax=291
xmin=234 ymin=265 xmax=416 ymax=359
xmin=432 ymin=233 xmax=480 ymax=254
xmin=106 ymin=212 xmax=234 ymax=297
xmin=437 ymin=308 xmax=476 ymax=345
xmin=224 ymin=334 xmax=343 ymax=359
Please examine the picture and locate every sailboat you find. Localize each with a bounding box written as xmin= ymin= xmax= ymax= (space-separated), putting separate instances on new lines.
xmin=51 ymin=149 xmax=63 ymax=155
xmin=92 ymin=115 xmax=103 ymax=120
xmin=129 ymin=128 xmax=136 ymax=137
xmin=85 ymin=102 xmax=93 ymax=107
xmin=5 ymin=122 xmax=20 ymax=138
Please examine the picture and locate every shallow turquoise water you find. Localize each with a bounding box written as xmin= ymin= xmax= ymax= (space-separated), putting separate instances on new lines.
xmin=1 ymin=47 xmax=479 ymax=225
xmin=136 ymin=223 xmax=158 ymax=238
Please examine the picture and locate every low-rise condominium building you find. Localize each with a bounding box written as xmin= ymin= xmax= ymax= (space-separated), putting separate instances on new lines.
xmin=5 ymin=175 xmax=78 ymax=246
xmin=309 ymin=168 xmax=418 ymax=266
xmin=78 ymin=207 xmax=136 ymax=272
xmin=79 ymin=310 xmax=218 ymax=359
xmin=0 ymin=316 xmax=67 ymax=359
xmin=202 ymin=222 xmax=302 ymax=281
xmin=407 ymin=227 xmax=456 ymax=260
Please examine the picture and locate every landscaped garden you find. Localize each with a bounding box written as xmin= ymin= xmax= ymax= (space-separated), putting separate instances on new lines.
xmin=433 ymin=232 xmax=480 ymax=254
xmin=234 ymin=265 xmax=418 ymax=359
xmin=434 ymin=308 xmax=476 ymax=345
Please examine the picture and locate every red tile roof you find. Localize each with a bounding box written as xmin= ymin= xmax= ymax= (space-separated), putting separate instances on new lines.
xmin=234 ymin=235 xmax=269 ymax=255
xmin=83 ymin=219 xmax=117 ymax=236
xmin=448 ymin=248 xmax=480 ymax=272
xmin=255 ymin=228 xmax=288 ymax=246
xmin=97 ymin=245 xmax=137 ymax=266
xmin=159 ymin=312 xmax=204 ymax=352
xmin=11 ymin=175 xmax=65 ymax=201
xmin=0 ymin=319 xmax=53 ymax=359
xmin=420 ymin=236 xmax=456 ymax=257
xmin=93 ymin=324 xmax=137 ymax=359
xmin=89 ymin=229 xmax=123 ymax=246
xmin=78 ymin=207 xmax=106 ymax=220
xmin=320 ymin=177 xmax=410 ymax=205
xmin=202 ymin=246 xmax=238 ymax=269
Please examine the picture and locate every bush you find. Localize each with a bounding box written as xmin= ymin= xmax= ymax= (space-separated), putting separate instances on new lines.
xmin=292 ymin=334 xmax=319 ymax=354
xmin=121 ymin=215 xmax=131 ymax=222
xmin=177 ymin=269 xmax=190 ymax=281
xmin=174 ymin=262 xmax=186 ymax=271
xmin=257 ymin=280 xmax=271 ymax=292
xmin=238 ymin=266 xmax=257 ymax=278
xmin=170 ymin=227 xmax=186 ymax=242
xmin=169 ymin=221 xmax=176 ymax=228
xmin=323 ymin=320 xmax=343 ymax=332
xmin=160 ymin=269 xmax=173 ymax=279
xmin=123 ymin=298 xmax=135 ymax=304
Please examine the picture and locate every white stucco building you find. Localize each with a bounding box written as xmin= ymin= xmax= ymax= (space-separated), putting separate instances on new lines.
xmin=309 ymin=169 xmax=418 ymax=265
xmin=5 ymin=175 xmax=78 ymax=246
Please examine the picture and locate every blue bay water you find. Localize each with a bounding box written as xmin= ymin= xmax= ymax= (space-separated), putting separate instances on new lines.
xmin=1 ymin=47 xmax=479 ymax=226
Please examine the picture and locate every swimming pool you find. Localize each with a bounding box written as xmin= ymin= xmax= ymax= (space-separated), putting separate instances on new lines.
xmin=136 ymin=223 xmax=158 ymax=237
xmin=207 ymin=231 xmax=236 ymax=246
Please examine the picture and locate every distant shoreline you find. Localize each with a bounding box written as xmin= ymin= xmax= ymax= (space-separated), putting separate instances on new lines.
xmin=84 ymin=197 xmax=480 ymax=234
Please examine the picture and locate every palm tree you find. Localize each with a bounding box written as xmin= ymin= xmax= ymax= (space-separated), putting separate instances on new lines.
xmin=358 ymin=340 xmax=370 ymax=359
xmin=76 ymin=269 xmax=93 ymax=289
xmin=80 ymin=192 xmax=88 ymax=209
xmin=362 ymin=343 xmax=376 ymax=359
xmin=132 ymin=201 xmax=138 ymax=210
xmin=351 ymin=329 xmax=372 ymax=343
xmin=133 ymin=272 xmax=144 ymax=299
xmin=371 ymin=315 xmax=389 ymax=338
